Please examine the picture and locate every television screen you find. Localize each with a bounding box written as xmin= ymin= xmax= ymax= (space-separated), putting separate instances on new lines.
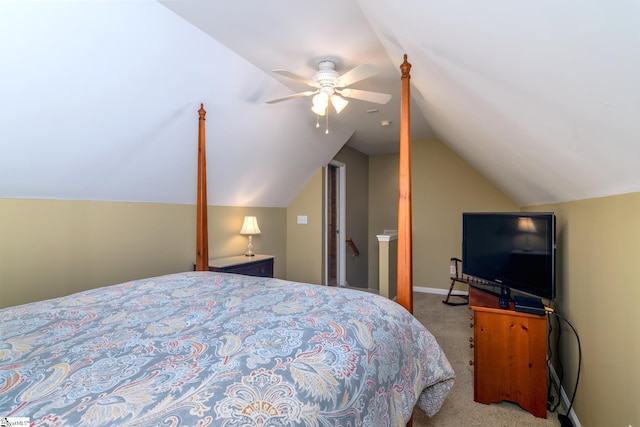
xmin=462 ymin=212 xmax=556 ymax=300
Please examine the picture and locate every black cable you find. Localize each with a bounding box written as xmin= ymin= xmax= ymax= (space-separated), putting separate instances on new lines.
xmin=546 ymin=312 xmax=563 ymax=411
xmin=550 ymin=312 xmax=582 ymax=424
xmin=550 ymin=313 xmax=564 ymax=413
xmin=546 ymin=314 xmax=553 ymax=404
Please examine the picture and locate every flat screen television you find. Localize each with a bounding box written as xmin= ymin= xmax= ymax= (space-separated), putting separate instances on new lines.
xmin=462 ymin=212 xmax=556 ymax=300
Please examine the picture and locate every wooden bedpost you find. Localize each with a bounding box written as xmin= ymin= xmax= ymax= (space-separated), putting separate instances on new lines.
xmin=397 ymin=54 xmax=413 ymax=314
xmin=195 ymin=103 xmax=209 ymax=271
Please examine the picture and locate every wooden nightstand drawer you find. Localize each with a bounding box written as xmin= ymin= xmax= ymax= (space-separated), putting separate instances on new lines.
xmin=207 ymin=254 xmax=274 ymax=278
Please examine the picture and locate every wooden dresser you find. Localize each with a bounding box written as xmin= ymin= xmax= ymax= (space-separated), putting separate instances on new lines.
xmin=469 ymin=285 xmax=548 ymax=418
xmin=207 ymin=254 xmax=274 ymax=278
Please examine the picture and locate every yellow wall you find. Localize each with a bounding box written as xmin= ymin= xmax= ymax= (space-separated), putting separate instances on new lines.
xmin=368 ymin=138 xmax=519 ymax=290
xmin=205 ymin=205 xmax=287 ymax=276
xmin=0 ymin=199 xmax=286 ymax=308
xmin=368 ymin=154 xmax=401 ymax=289
xmin=526 ymin=193 xmax=640 ymax=427
xmin=285 ymin=169 xmax=323 ymax=284
xmin=412 ymin=138 xmax=519 ymax=290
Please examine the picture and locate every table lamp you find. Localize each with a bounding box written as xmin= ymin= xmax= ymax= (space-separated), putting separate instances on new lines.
xmin=239 ymin=216 xmax=261 ymax=256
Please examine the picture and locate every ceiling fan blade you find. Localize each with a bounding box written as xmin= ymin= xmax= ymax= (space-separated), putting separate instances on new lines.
xmin=272 ymin=69 xmax=317 ymax=87
xmin=265 ymin=90 xmax=317 ymax=104
xmin=338 ymin=88 xmax=391 ymax=104
xmin=335 ymin=64 xmax=378 ymax=87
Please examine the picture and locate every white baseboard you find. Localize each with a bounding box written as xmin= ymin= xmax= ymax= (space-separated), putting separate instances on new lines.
xmin=548 ymin=361 xmax=582 ymax=427
xmin=414 ymin=285 xmax=468 ymax=296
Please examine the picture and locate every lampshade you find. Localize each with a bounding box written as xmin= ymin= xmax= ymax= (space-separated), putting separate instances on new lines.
xmin=517 ymin=217 xmax=537 ymax=233
xmin=240 ymin=216 xmax=261 ymax=235
xmin=330 ymin=94 xmax=349 ymax=114
xmin=311 ymin=92 xmax=328 ymax=116
xmin=311 ymin=104 xmax=326 ymax=116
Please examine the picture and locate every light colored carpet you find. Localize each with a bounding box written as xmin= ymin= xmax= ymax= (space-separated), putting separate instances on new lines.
xmin=411 ymin=292 xmax=563 ymax=427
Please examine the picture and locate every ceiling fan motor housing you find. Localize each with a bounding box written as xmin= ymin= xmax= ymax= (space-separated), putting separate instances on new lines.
xmin=313 ymin=61 xmax=340 ymax=95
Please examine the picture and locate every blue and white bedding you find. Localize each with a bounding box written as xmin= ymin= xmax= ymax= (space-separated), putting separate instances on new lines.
xmin=0 ymin=272 xmax=454 ymax=426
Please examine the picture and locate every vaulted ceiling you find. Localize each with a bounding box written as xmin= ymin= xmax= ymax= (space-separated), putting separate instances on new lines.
xmin=1 ymin=1 xmax=638 ymax=208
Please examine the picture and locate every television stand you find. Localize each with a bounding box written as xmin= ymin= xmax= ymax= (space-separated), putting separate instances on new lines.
xmin=469 ymin=286 xmax=548 ymax=418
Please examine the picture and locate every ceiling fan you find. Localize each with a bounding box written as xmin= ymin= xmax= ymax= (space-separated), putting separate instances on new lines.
xmin=266 ymin=60 xmax=392 ymax=116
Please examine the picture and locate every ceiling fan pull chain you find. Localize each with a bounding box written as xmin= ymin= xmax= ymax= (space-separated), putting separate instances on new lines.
xmin=325 ymin=108 xmax=329 ymax=134
xmin=316 ymin=114 xmax=320 ymax=128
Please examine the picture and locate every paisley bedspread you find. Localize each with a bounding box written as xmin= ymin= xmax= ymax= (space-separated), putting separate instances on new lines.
xmin=0 ymin=272 xmax=454 ymax=426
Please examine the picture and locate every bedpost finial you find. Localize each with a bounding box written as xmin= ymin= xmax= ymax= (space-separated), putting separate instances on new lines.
xmin=400 ymin=54 xmax=411 ymax=79
xmin=198 ymin=103 xmax=206 ymax=120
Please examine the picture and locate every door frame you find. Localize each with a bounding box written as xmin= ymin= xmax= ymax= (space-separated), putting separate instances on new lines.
xmin=324 ymin=160 xmax=346 ymax=286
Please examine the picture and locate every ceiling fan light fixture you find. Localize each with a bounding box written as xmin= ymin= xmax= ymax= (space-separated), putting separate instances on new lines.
xmin=311 ymin=104 xmax=326 ymax=116
xmin=313 ymin=92 xmax=328 ymax=106
xmin=311 ymin=92 xmax=329 ymax=116
xmin=313 ymin=92 xmax=328 ymax=107
xmin=331 ymin=94 xmax=348 ymax=114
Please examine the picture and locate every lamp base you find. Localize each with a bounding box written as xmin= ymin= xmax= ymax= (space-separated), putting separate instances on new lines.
xmin=244 ymin=236 xmax=255 ymax=257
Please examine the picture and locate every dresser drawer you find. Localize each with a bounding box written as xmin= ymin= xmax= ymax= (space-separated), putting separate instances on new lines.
xmin=213 ymin=258 xmax=273 ymax=278
xmin=207 ymin=255 xmax=275 ymax=278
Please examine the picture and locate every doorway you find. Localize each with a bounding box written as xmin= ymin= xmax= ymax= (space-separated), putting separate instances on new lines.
xmin=325 ymin=161 xmax=346 ymax=286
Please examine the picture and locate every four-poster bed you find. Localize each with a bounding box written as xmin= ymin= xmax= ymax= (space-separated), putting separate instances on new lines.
xmin=0 ymin=56 xmax=453 ymax=426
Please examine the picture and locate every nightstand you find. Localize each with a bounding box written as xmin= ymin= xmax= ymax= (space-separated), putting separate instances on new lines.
xmin=207 ymin=254 xmax=274 ymax=278
xmin=468 ymin=286 xmax=547 ymax=418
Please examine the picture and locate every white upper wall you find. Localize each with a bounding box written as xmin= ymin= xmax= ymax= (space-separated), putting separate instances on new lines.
xmin=359 ymin=0 xmax=640 ymax=205
xmin=0 ymin=1 xmax=351 ymax=207
xmin=1 ymin=1 xmax=639 ymax=207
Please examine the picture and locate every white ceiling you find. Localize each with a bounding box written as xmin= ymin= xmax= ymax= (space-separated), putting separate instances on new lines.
xmin=1 ymin=1 xmax=638 ymax=208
